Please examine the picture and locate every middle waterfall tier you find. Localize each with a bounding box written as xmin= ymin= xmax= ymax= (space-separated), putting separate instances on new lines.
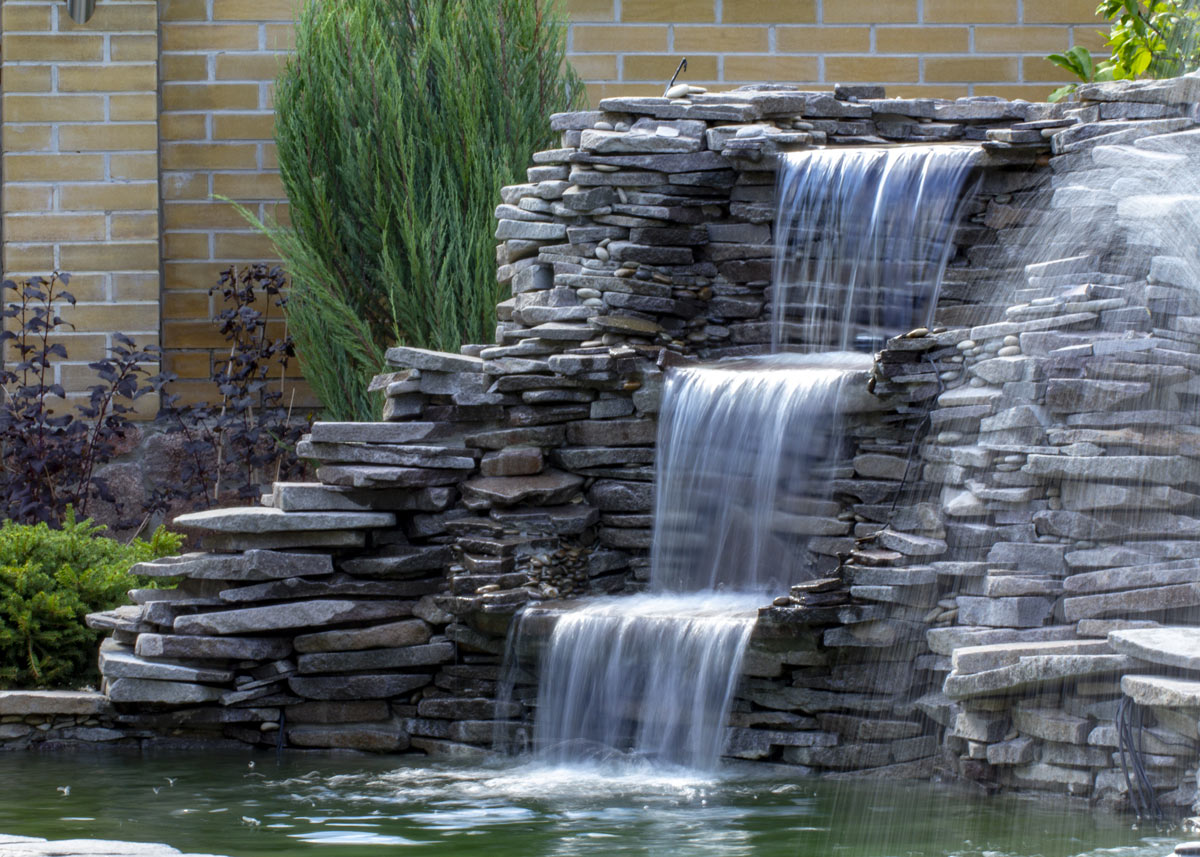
xmin=651 ymin=353 xmax=875 ymax=594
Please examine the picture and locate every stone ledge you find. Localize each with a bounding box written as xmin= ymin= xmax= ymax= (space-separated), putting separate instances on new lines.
xmin=0 ymin=690 xmax=111 ymax=717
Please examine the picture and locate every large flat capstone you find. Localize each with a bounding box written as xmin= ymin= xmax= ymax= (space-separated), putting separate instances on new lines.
xmin=1109 ymin=627 xmax=1200 ymax=671
xmin=173 ymin=507 xmax=395 ymax=533
xmin=1122 ymin=674 xmax=1200 ymax=708
xmin=174 ymin=600 xmax=410 ymax=635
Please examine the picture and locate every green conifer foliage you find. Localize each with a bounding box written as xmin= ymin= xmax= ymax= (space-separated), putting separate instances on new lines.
xmin=269 ymin=0 xmax=584 ymax=420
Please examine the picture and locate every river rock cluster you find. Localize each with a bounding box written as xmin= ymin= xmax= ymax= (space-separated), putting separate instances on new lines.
xmin=60 ymin=75 xmax=1200 ymax=812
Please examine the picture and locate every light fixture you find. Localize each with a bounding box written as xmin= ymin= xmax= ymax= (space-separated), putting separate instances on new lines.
xmin=65 ymin=0 xmax=97 ymax=24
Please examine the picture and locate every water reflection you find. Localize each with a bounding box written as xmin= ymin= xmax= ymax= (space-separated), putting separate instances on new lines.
xmin=0 ymin=752 xmax=1181 ymax=857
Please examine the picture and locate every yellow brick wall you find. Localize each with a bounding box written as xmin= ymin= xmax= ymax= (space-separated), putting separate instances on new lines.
xmin=159 ymin=0 xmax=306 ymax=406
xmin=0 ymin=0 xmax=1109 ymax=409
xmin=2 ymin=0 xmax=160 ymax=412
xmin=567 ymin=0 xmax=1100 ymax=101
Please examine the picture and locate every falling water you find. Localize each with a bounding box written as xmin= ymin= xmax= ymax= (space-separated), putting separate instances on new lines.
xmin=772 ymin=146 xmax=980 ymax=352
xmin=651 ymin=353 xmax=873 ymax=593
xmin=503 ymin=144 xmax=981 ymax=772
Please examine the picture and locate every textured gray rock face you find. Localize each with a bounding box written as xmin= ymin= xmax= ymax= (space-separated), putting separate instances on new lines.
xmin=173 ymin=507 xmax=396 ymax=533
xmin=174 ymin=600 xmax=411 ymax=635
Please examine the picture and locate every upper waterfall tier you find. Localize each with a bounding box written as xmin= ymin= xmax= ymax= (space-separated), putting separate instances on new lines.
xmin=772 ymin=145 xmax=980 ymax=353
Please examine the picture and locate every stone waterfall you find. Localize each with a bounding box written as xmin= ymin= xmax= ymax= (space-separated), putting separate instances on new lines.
xmin=502 ymin=145 xmax=981 ymax=770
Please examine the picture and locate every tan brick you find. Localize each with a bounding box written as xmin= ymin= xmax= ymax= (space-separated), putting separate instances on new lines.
xmin=213 ymin=232 xmax=277 ymax=259
xmin=162 ymin=23 xmax=261 ymax=51
xmin=112 ymin=273 xmax=161 ymax=302
xmin=59 ymin=124 xmax=158 ymax=152
xmin=164 ymin=202 xmax=246 ymax=229
xmin=4 ymin=214 xmax=105 ymax=242
xmin=4 ymin=125 xmax=54 ymax=152
xmin=624 ymin=54 xmax=716 ymax=81
xmin=163 ymin=351 xmax=213 ymax=381
xmin=111 ymin=212 xmax=160 ymax=239
xmin=59 ymin=303 xmax=159 ymax=333
xmin=162 ymin=83 xmax=260 ymax=111
xmin=2 ymin=5 xmax=52 ymax=30
xmin=3 ymin=34 xmax=104 ymax=62
xmin=50 ymin=273 xmax=109 ymax=303
xmin=5 ymin=244 xmax=56 ymax=272
xmin=111 ymin=94 xmax=161 ymax=121
xmin=215 ymin=54 xmax=286 ymax=81
xmin=826 ymin=55 xmax=919 ymax=82
xmin=160 ymin=0 xmax=209 ymax=21
xmin=887 ymin=83 xmax=971 ymax=99
xmin=776 ymin=26 xmax=869 ymax=53
xmin=3 ymin=67 xmax=53 ymax=93
xmin=975 ymin=26 xmax=1071 ymax=53
xmin=163 ymin=320 xmax=228 ymax=348
xmin=924 ymin=56 xmax=1019 ymax=82
xmin=566 ymin=0 xmax=615 ymax=22
xmin=573 ymin=24 xmax=668 ymax=52
xmin=824 ymin=0 xmax=916 ymax=23
xmin=725 ymin=55 xmax=819 ymax=82
xmin=59 ymin=242 xmax=160 ymax=272
xmin=3 ymin=95 xmax=105 ymax=123
xmin=584 ymin=82 xmax=664 ymax=104
xmin=162 ymin=114 xmax=209 ymax=141
xmin=164 ymin=262 xmax=229 ymax=290
xmin=621 ymin=0 xmax=714 ymax=23
xmin=162 ymin=54 xmax=210 ymax=82
xmin=724 ymin=0 xmax=814 ymax=23
xmin=212 ymin=172 xmax=286 ymax=200
xmin=5 ymin=186 xmax=54 ymax=211
xmin=924 ymin=0 xmax=1016 ymax=23
xmin=264 ymin=24 xmax=297 ymax=51
xmin=59 ymin=3 xmax=156 ymax=32
xmin=5 ymin=154 xmax=105 ymax=182
xmin=262 ymin=143 xmax=279 ymax=169
xmin=164 ymin=292 xmax=212 ymax=319
xmin=58 ymin=64 xmax=157 ymax=93
xmin=162 ymin=174 xmax=211 ymax=200
xmin=213 ymin=0 xmax=297 ymax=19
xmin=1023 ymin=55 xmax=1079 ymax=83
xmin=110 ymin=153 xmax=160 ymax=180
xmin=164 ymin=233 xmax=212 ymax=260
xmin=674 ymin=26 xmax=768 ymax=53
xmin=1026 ymin=0 xmax=1100 ymax=24
xmin=876 ymin=26 xmax=969 ymax=53
xmin=162 ymin=143 xmax=259 ymax=170
xmin=569 ymin=53 xmax=618 ymax=79
xmin=59 ymin=183 xmax=159 ymax=211
xmin=112 ymin=34 xmax=159 ymax=62
xmin=1071 ymin=27 xmax=1110 ymax=52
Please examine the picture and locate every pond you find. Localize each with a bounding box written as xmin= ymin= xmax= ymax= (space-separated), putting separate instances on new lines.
xmin=0 ymin=751 xmax=1182 ymax=857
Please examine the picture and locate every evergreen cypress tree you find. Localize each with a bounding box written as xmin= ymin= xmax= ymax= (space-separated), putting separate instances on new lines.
xmin=267 ymin=0 xmax=584 ymax=421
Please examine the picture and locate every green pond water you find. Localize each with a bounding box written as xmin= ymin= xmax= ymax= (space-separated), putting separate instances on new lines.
xmin=0 ymin=751 xmax=1182 ymax=857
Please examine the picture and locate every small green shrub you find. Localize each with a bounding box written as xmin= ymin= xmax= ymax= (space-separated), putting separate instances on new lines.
xmin=1047 ymin=0 xmax=1200 ymax=100
xmin=0 ymin=511 xmax=183 ymax=689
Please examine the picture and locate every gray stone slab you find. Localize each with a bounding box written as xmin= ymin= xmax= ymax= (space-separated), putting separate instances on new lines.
xmin=951 ymin=639 xmax=1110 ymax=673
xmin=943 ymin=654 xmax=1139 ymax=700
xmin=0 ymin=690 xmax=110 ymax=716
xmin=288 ymin=673 xmax=431 ymax=700
xmin=272 ymin=483 xmax=454 ymax=513
xmin=316 ymin=465 xmax=465 ymax=488
xmin=174 ymin=599 xmax=410 ymax=635
xmin=308 ymin=421 xmax=457 ymax=444
xmin=135 ymin=634 xmax=292 ymax=661
xmin=173 ymin=506 xmax=395 ymax=533
xmin=131 ymin=551 xmax=334 ymax=581
xmin=1109 ymin=627 xmax=1200 ymax=671
xmin=384 ymin=346 xmax=484 ymax=372
xmin=106 ymin=678 xmax=224 ymax=705
xmin=1122 ymin=674 xmax=1200 ymax=708
xmin=1064 ymin=582 xmax=1200 ymax=621
xmin=294 ymin=619 xmax=432 ymax=654
xmin=956 ymin=596 xmax=1054 ymax=628
xmin=296 ymin=641 xmax=455 ymax=674
xmin=1023 ymin=454 xmax=1196 ymax=485
xmin=287 ymin=721 xmax=409 ymax=752
xmin=1064 ymin=559 xmax=1200 ymax=594
xmin=0 ymin=838 xmax=224 ymax=857
xmin=1012 ymin=706 xmax=1091 ymax=744
xmin=99 ymin=644 xmax=234 ymax=684
xmin=462 ymin=470 xmax=584 ymax=507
